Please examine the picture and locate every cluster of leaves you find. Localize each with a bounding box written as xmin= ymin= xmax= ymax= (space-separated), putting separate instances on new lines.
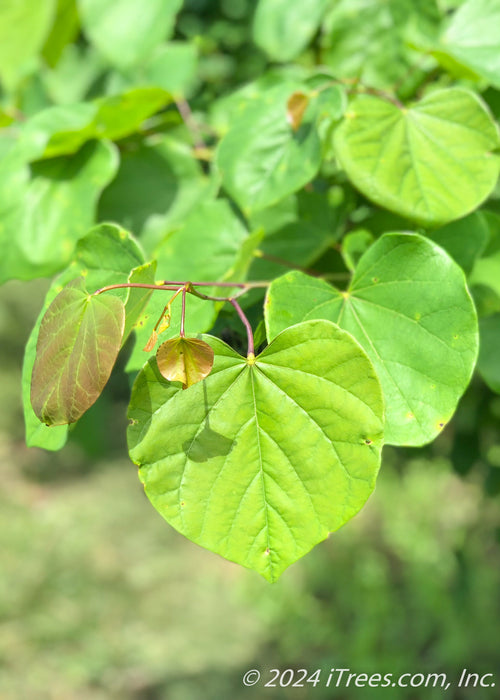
xmin=2 ymin=0 xmax=500 ymax=581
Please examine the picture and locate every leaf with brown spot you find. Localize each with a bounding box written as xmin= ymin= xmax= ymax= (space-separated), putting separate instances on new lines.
xmin=156 ymin=337 xmax=214 ymax=389
xmin=31 ymin=278 xmax=125 ymax=425
xmin=286 ymin=91 xmax=309 ymax=131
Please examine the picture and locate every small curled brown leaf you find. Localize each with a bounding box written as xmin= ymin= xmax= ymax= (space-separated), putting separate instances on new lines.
xmin=156 ymin=337 xmax=214 ymax=389
xmin=287 ymin=92 xmax=309 ymax=132
xmin=143 ymin=329 xmax=158 ymax=352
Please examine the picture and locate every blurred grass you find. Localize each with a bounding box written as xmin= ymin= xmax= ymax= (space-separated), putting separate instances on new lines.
xmin=1 ymin=280 xmax=499 ymax=700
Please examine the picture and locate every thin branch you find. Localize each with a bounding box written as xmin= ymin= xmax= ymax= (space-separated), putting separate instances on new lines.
xmin=229 ymin=298 xmax=254 ymax=358
xmin=180 ymin=285 xmax=187 ymax=337
xmin=175 ymin=98 xmax=208 ymax=151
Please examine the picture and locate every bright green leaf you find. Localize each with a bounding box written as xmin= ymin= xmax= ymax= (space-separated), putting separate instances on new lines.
xmin=78 ymin=0 xmax=182 ymax=69
xmin=437 ymin=0 xmax=500 ymax=88
xmin=321 ymin=0 xmax=440 ymax=90
xmin=334 ymin=89 xmax=500 ymax=226
xmin=42 ymin=0 xmax=79 ymax=68
xmin=141 ymin=42 xmax=198 ymax=98
xmin=0 ymin=0 xmax=57 ymax=89
xmin=265 ymin=233 xmax=479 ymax=446
xmin=31 ymin=278 xmax=125 ymax=425
xmin=154 ymin=199 xmax=250 ymax=286
xmin=0 ymin=140 xmax=119 ymax=284
xmin=128 ymin=320 xmax=384 ymax=581
xmin=216 ymin=83 xmax=323 ymax=215
xmin=17 ymin=87 xmax=172 ymax=160
xmin=252 ymin=0 xmax=330 ymax=61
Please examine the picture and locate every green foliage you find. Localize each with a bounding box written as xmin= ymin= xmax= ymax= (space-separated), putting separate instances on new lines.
xmin=1 ymin=0 xmax=499 ymax=579
xmin=265 ymin=234 xmax=479 ymax=446
xmin=77 ymin=0 xmax=182 ymax=69
xmin=129 ymin=321 xmax=383 ymax=581
xmin=334 ymin=89 xmax=500 ymax=226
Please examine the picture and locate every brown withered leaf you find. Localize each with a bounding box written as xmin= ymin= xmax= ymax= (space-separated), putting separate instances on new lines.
xmin=143 ymin=329 xmax=158 ymax=352
xmin=286 ymin=92 xmax=309 ymax=132
xmin=156 ymin=337 xmax=214 ymax=389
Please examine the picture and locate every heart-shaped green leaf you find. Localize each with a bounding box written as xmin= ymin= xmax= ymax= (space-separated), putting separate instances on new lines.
xmin=156 ymin=337 xmax=214 ymax=389
xmin=128 ymin=320 xmax=384 ymax=581
xmin=334 ymin=88 xmax=500 ymax=226
xmin=265 ymin=233 xmax=479 ymax=446
xmin=31 ymin=278 xmax=125 ymax=425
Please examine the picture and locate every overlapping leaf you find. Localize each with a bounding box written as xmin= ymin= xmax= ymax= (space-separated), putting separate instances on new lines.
xmin=78 ymin=0 xmax=182 ymax=69
xmin=0 ymin=0 xmax=56 ymax=89
xmin=31 ymin=278 xmax=125 ymax=425
xmin=252 ymin=0 xmax=330 ymax=61
xmin=128 ymin=321 xmax=384 ymax=581
xmin=334 ymin=88 xmax=500 ymax=226
xmin=0 ymin=141 xmax=118 ymax=284
xmin=265 ymin=233 xmax=479 ymax=446
xmin=436 ymin=0 xmax=500 ymax=88
xmin=216 ymin=83 xmax=325 ymax=215
xmin=98 ymin=136 xmax=214 ymax=249
xmin=17 ymin=87 xmax=172 ymax=160
xmin=477 ymin=314 xmax=500 ymax=394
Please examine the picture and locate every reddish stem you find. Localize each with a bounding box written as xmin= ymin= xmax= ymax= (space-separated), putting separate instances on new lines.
xmin=229 ymin=298 xmax=254 ymax=358
xmin=180 ymin=286 xmax=187 ymax=337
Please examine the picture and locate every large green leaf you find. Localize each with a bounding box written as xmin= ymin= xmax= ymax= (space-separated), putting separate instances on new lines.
xmin=31 ymin=278 xmax=125 ymax=425
xmin=0 ymin=141 xmax=118 ymax=284
xmin=334 ymin=88 xmax=500 ymax=226
xmin=78 ymin=0 xmax=182 ymax=69
xmin=252 ymin=0 xmax=330 ymax=62
xmin=216 ymin=83 xmax=325 ymax=215
xmin=265 ymin=233 xmax=479 ymax=446
xmin=128 ymin=320 xmax=384 ymax=581
xmin=23 ymin=224 xmax=149 ymax=450
xmin=436 ymin=0 xmax=500 ymax=88
xmin=0 ymin=0 xmax=57 ymax=89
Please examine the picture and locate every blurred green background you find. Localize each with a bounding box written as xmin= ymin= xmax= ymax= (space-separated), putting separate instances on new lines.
xmin=1 ymin=280 xmax=499 ymax=699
